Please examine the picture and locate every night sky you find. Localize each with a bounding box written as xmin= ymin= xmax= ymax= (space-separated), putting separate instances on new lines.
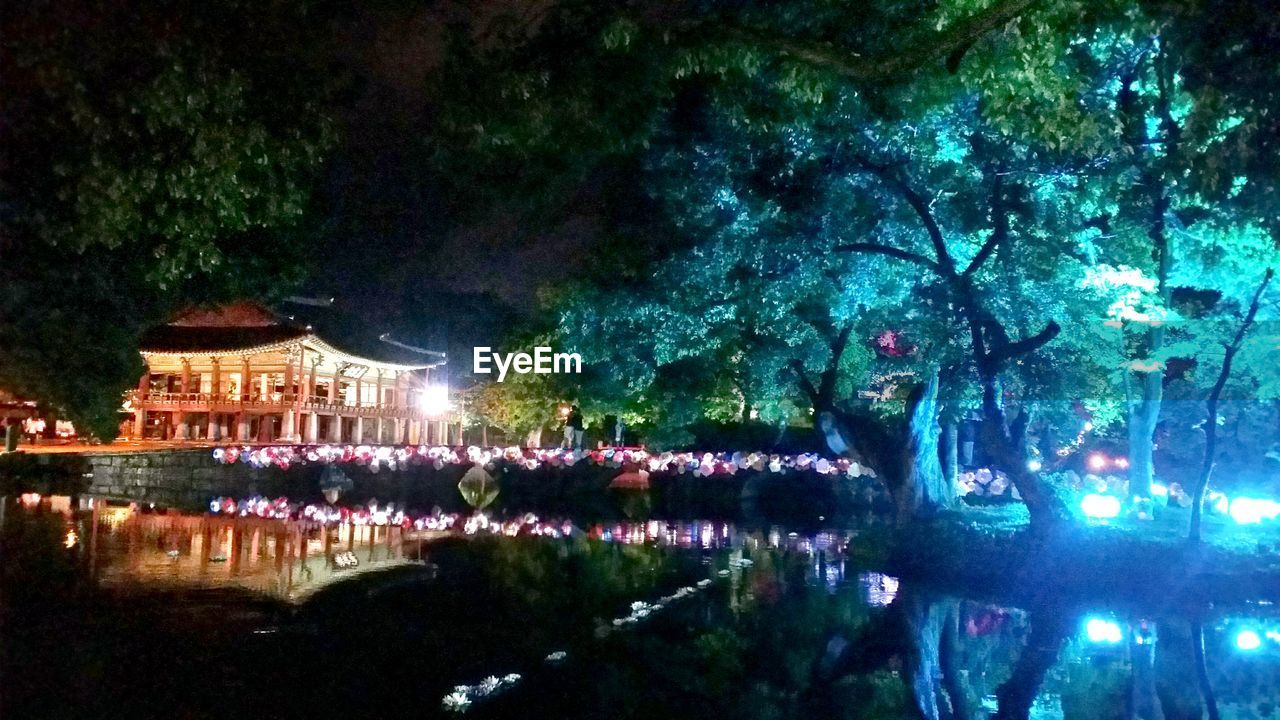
xmin=288 ymin=1 xmax=609 ymax=368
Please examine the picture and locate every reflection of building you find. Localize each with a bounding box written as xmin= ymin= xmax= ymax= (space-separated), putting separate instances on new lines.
xmin=130 ymin=303 xmax=451 ymax=444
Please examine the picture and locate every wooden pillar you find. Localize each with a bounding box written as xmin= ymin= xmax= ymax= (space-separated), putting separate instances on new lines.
xmin=207 ymin=357 xmax=222 ymax=440
xmin=305 ymin=357 xmax=320 ymax=444
xmin=282 ymin=350 xmax=297 ymax=442
xmin=240 ymin=357 xmax=252 ymax=401
xmin=355 ymin=416 xmax=365 ymax=444
xmin=209 ymin=357 xmax=221 ymax=396
xmin=373 ymin=371 xmax=386 ymax=444
xmin=134 ymin=372 xmax=149 ymax=440
xmin=328 ymin=366 xmax=343 ymax=443
xmin=238 ymin=356 xmax=251 ymax=441
xmin=176 ymin=357 xmax=192 ymax=440
xmin=394 ymin=373 xmax=409 ymax=444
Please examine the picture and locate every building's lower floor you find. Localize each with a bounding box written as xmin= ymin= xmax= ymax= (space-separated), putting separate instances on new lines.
xmin=131 ymin=409 xmax=458 ymax=445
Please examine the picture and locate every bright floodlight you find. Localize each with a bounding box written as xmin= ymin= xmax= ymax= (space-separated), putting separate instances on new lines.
xmin=418 ymin=385 xmax=450 ymax=416
xmin=1087 ymin=453 xmax=1108 ymax=471
xmin=1085 ymin=618 xmax=1123 ymax=644
xmin=1027 ymin=458 xmax=1043 ymax=472
xmin=1229 ymin=497 xmax=1280 ymax=525
xmin=1081 ymin=493 xmax=1120 ymax=519
xmin=1236 ymin=629 xmax=1262 ymax=651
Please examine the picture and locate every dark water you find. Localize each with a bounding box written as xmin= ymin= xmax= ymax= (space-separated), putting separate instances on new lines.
xmin=4 ymin=506 xmax=1279 ymax=720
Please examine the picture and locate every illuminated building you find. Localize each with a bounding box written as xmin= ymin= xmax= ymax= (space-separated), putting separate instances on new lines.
xmin=130 ymin=302 xmax=451 ymax=443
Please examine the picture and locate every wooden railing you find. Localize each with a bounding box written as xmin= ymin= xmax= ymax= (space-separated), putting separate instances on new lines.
xmin=131 ymin=391 xmax=448 ymax=420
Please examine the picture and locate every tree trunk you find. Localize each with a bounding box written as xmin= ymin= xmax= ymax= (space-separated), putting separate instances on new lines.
xmin=941 ymin=422 xmax=958 ymax=493
xmin=978 ymin=376 xmax=1066 ymax=529
xmin=899 ymin=372 xmax=949 ymax=524
xmin=1128 ymin=371 xmax=1162 ymax=498
xmin=1190 ymin=269 xmax=1272 ymax=543
xmin=994 ymin=609 xmax=1070 ymax=720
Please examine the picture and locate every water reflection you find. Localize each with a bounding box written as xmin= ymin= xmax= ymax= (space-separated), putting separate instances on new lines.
xmin=4 ymin=502 xmax=1279 ymax=720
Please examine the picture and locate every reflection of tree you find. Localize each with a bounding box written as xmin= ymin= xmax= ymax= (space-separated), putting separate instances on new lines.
xmin=994 ymin=608 xmax=1070 ymax=720
xmin=818 ymin=584 xmax=971 ymax=720
xmin=903 ymin=592 xmax=970 ymax=720
xmin=1190 ymin=622 xmax=1221 ymax=720
xmin=1155 ymin=620 xmax=1204 ymax=720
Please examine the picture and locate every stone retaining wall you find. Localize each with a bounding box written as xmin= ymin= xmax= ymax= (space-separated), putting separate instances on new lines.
xmin=9 ymin=449 xmax=886 ymax=522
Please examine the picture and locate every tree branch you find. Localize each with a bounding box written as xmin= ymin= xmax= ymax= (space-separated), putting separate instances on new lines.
xmin=790 ymin=359 xmax=821 ymax=407
xmin=720 ymin=0 xmax=1038 ymax=82
xmin=853 ymin=156 xmax=957 ymax=276
xmin=983 ymin=321 xmax=1061 ymax=371
xmin=964 ymin=165 xmax=1007 ymax=276
xmin=834 ymin=242 xmax=939 ymax=271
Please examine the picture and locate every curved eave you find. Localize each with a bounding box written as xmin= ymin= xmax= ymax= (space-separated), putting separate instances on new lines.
xmin=140 ymin=334 xmax=445 ymax=373
xmin=303 ymin=335 xmax=444 ymax=372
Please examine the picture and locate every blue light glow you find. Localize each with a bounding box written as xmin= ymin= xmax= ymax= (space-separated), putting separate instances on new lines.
xmin=1236 ymin=630 xmax=1262 ymax=651
xmin=1085 ymin=618 xmax=1123 ymax=644
xmin=1081 ymin=494 xmax=1121 ymax=519
xmin=1228 ymin=497 xmax=1280 ymax=525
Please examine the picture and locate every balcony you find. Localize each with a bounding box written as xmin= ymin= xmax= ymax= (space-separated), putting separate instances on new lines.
xmin=130 ymin=391 xmax=448 ymax=421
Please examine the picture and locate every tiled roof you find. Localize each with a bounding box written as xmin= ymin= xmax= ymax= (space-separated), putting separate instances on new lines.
xmin=138 ymin=302 xmax=443 ymax=369
xmin=137 ymin=324 xmax=309 ymax=353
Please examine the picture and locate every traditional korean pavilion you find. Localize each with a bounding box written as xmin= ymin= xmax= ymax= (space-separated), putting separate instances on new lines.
xmin=130 ymin=302 xmax=450 ymax=444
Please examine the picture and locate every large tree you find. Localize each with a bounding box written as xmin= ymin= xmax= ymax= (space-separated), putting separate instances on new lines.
xmin=0 ymin=0 xmax=336 ymax=437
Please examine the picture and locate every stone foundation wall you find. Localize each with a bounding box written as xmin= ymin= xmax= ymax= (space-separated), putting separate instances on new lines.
xmin=84 ymin=450 xmax=274 ymax=508
xmin=30 ymin=449 xmax=885 ymax=522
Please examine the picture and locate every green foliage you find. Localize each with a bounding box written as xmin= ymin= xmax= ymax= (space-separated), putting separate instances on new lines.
xmin=0 ymin=0 xmax=336 ymax=437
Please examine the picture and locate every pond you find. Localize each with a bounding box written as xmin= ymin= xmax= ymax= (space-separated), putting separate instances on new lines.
xmin=3 ymin=503 xmax=1279 ymax=720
